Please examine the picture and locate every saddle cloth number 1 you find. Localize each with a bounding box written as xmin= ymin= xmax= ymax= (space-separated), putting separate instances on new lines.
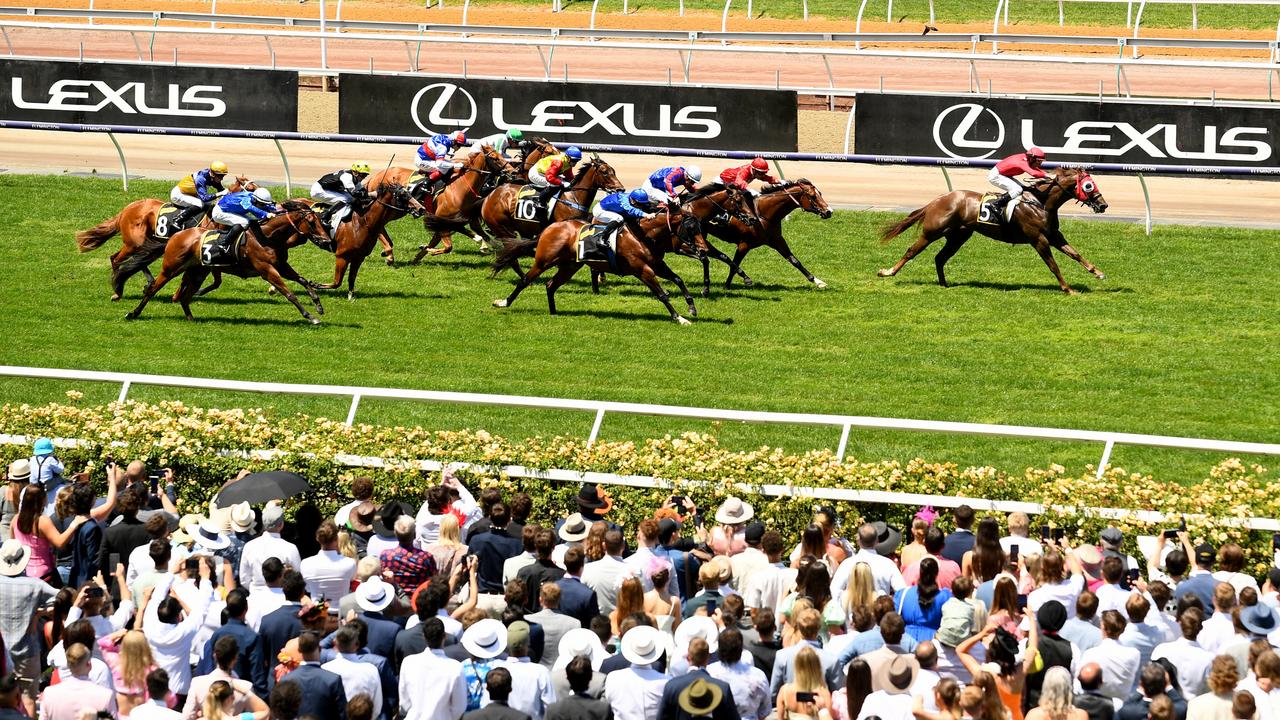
xmin=516 ymin=197 xmax=538 ymax=221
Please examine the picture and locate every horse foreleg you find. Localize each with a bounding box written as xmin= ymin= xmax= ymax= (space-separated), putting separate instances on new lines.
xmin=771 ymin=237 xmax=827 ymax=289
xmin=1052 ymin=237 xmax=1106 ymax=279
xmin=591 ymin=269 xmax=603 ymax=295
xmin=278 ymin=263 xmax=324 ymax=316
xmin=427 ymin=232 xmax=454 ymax=257
xmin=544 ymin=263 xmax=582 ymax=315
xmin=176 ymin=268 xmax=209 ymax=320
xmin=879 ymin=227 xmax=943 ymax=279
xmin=194 ymin=271 xmax=223 ymax=298
xmin=933 ymin=230 xmax=973 ymax=288
xmin=468 ymin=213 xmax=492 ymax=254
xmin=125 ymin=270 xmax=176 ymax=320
xmin=725 ymin=245 xmax=756 ymax=289
xmin=652 ymin=260 xmax=698 ymax=318
xmin=637 ymin=265 xmax=690 ymax=325
xmin=700 ymin=244 xmax=743 ymax=296
xmin=346 ymin=256 xmax=367 ymax=302
xmin=1032 ymin=237 xmax=1077 ymax=294
xmin=494 ymin=259 xmax=549 ymax=308
xmin=316 ymin=256 xmax=349 ymax=290
xmin=379 ymin=231 xmax=395 ymax=266
xmin=257 ymin=262 xmax=320 ymax=324
xmin=410 ymin=233 xmax=435 ymax=265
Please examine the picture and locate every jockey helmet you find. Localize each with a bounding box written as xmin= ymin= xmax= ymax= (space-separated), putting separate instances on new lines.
xmin=252 ymin=188 xmax=274 ymax=204
xmin=506 ymin=128 xmax=524 ymax=141
xmin=628 ymin=188 xmax=651 ymax=206
xmin=750 ymin=157 xmax=770 ymax=171
xmin=565 ymin=147 xmax=583 ymax=161
xmin=684 ymin=165 xmax=702 ymax=182
xmin=1026 ymin=147 xmax=1045 ymax=159
xmin=351 ymin=162 xmax=371 ymax=174
xmin=450 ymin=130 xmax=467 ymax=145
xmin=210 ymin=161 xmax=229 ymax=175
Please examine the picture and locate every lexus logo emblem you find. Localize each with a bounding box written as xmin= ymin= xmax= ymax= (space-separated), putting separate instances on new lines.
xmin=932 ymin=103 xmax=1005 ymax=160
xmin=410 ymin=82 xmax=476 ymax=136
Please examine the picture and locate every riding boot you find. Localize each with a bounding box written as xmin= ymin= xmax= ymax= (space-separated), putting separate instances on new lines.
xmin=536 ymin=185 xmax=559 ymax=208
xmin=174 ymin=205 xmax=200 ymax=229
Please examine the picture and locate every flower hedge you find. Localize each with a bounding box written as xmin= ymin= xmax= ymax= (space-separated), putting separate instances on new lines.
xmin=1 ymin=398 xmax=1275 ymax=575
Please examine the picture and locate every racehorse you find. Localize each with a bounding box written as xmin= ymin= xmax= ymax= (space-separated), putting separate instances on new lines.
xmin=878 ymin=167 xmax=1108 ymax=294
xmin=315 ymin=182 xmax=425 ymax=300
xmin=491 ymin=203 xmax=709 ymax=325
xmin=483 ymin=156 xmax=626 ymax=277
xmin=75 ymin=176 xmax=249 ymax=300
xmin=699 ymin=180 xmax=834 ymax=293
xmin=123 ymin=201 xmax=330 ymax=323
xmin=406 ymin=145 xmax=521 ymax=262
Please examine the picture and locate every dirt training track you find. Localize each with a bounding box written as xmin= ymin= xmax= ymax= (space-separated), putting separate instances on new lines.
xmin=4 ymin=0 xmax=1280 ymax=227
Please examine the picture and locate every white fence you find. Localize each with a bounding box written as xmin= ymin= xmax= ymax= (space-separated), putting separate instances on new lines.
xmin=2 ymin=365 xmax=1279 ymax=486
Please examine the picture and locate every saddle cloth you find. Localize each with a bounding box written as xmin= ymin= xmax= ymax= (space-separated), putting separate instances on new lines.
xmin=515 ymin=186 xmax=551 ymax=222
xmin=154 ymin=202 xmax=200 ymax=239
xmin=577 ymin=223 xmax=619 ymax=267
xmin=978 ymin=193 xmax=1004 ymax=227
xmin=198 ymin=228 xmax=244 ymax=267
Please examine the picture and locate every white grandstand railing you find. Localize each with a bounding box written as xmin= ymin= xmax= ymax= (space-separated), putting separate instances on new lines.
xmin=1 ymin=366 xmax=1278 ymax=487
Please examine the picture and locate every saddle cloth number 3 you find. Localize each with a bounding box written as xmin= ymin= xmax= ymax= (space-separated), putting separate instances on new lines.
xmin=516 ymin=197 xmax=539 ymax=221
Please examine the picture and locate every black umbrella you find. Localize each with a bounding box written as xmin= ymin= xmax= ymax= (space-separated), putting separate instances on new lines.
xmin=214 ymin=471 xmax=312 ymax=506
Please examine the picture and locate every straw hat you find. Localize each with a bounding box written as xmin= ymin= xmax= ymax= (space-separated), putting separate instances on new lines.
xmin=677 ymin=678 xmax=724 ymax=717
xmin=620 ymin=625 xmax=669 ymax=666
xmin=559 ymin=513 xmax=591 ymax=543
xmin=0 ymin=539 xmax=31 ymax=577
xmin=714 ymin=497 xmax=754 ymax=525
xmin=355 ymin=577 xmax=395 ymax=613
xmin=461 ymin=619 xmax=508 ymax=659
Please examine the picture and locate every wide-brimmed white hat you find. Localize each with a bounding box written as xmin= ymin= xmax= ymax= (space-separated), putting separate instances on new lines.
xmin=462 ymin=618 xmax=508 ymax=659
xmin=674 ymin=615 xmax=720 ymax=654
xmin=7 ymin=459 xmax=31 ymax=483
xmin=559 ymin=513 xmax=591 ymax=543
xmin=355 ymin=576 xmax=395 ymax=613
xmin=554 ymin=628 xmax=608 ymax=671
xmin=193 ymin=519 xmax=231 ymax=550
xmin=0 ymin=538 xmax=31 ymax=577
xmin=714 ymin=497 xmax=754 ymax=525
xmin=229 ymin=502 xmax=255 ymax=533
xmin=621 ymin=625 xmax=669 ymax=666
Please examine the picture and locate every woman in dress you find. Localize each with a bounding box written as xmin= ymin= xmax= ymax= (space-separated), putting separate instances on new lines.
xmin=427 ymin=514 xmax=468 ymax=581
xmin=893 ymin=557 xmax=953 ymax=642
xmin=1025 ymin=667 xmax=1087 ymax=720
xmin=988 ymin=576 xmax=1024 ymax=638
xmin=964 ymin=517 xmax=1006 ymax=583
xmin=611 ymin=577 xmax=647 ymax=637
xmin=830 ymin=658 xmax=871 ymax=720
xmin=99 ymin=629 xmax=161 ymax=716
xmin=12 ymin=484 xmax=85 ymax=586
xmin=958 ymin=614 xmax=1041 ymax=720
xmin=643 ymin=558 xmax=681 ymax=634
xmin=776 ymin=645 xmax=833 ymax=720
xmin=900 ymin=518 xmax=930 ymax=571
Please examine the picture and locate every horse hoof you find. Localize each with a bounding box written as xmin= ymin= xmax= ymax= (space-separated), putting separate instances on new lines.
xmin=701 ymin=290 xmax=710 ymax=299
xmin=688 ymin=308 xmax=699 ymax=318
xmin=267 ymin=287 xmax=278 ymax=296
xmin=124 ymin=312 xmax=137 ymax=320
xmin=347 ymin=293 xmax=356 ymax=302
xmin=316 ymin=305 xmax=325 ymax=316
xmin=1096 ymin=272 xmax=1106 ymax=280
xmin=308 ymin=317 xmax=321 ymax=325
xmin=385 ymin=258 xmax=395 ymax=267
xmin=675 ymin=316 xmax=692 ymax=326
xmin=877 ymin=269 xmax=894 ymax=277
xmin=814 ymin=278 xmax=828 ymax=289
xmin=1065 ymin=288 xmax=1080 ymax=296
xmin=742 ymin=278 xmax=754 ymax=287
xmin=428 ymin=248 xmax=451 ymax=256
xmin=110 ymin=294 xmax=120 ymax=302
xmin=493 ymin=299 xmax=509 ymax=308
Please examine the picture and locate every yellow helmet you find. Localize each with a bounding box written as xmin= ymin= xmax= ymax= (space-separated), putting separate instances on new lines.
xmin=351 ymin=162 xmax=371 ymax=174
xmin=209 ymin=161 xmax=229 ymax=174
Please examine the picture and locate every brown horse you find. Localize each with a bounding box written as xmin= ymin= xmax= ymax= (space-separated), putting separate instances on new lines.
xmin=123 ymin=201 xmax=329 ymax=323
xmin=75 ymin=176 xmax=248 ymax=300
xmin=406 ymin=145 xmax=520 ymax=262
xmin=702 ymin=180 xmax=834 ymax=293
xmin=315 ymin=183 xmax=425 ymax=301
xmin=878 ymin=167 xmax=1108 ymax=294
xmin=483 ymin=156 xmax=626 ymax=276
xmin=491 ymin=204 xmax=709 ymax=324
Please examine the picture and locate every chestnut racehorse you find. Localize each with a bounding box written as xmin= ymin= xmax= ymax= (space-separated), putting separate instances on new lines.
xmin=484 ymin=156 xmax=626 ymax=277
xmin=316 ymin=183 xmax=425 ymax=301
xmin=878 ymin=167 xmax=1108 ymax=294
xmin=699 ymin=180 xmax=834 ymax=293
xmin=75 ymin=176 xmax=248 ymax=300
xmin=491 ymin=203 xmax=709 ymax=325
xmin=406 ymin=145 xmax=520 ymax=262
xmin=123 ymin=201 xmax=329 ymax=323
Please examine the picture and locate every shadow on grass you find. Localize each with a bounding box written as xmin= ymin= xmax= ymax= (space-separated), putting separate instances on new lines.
xmin=553 ymin=308 xmax=735 ymax=324
xmin=896 ymin=279 xmax=1135 ymax=294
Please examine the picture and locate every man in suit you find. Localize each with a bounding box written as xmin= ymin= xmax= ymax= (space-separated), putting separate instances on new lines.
xmin=581 ymin=530 xmax=628 ymax=616
xmin=659 ymin=638 xmax=739 ymax=720
xmin=940 ymin=504 xmax=976 ymax=566
xmin=1075 ymin=663 xmax=1117 ymax=720
xmin=98 ymin=487 xmax=150 ymax=584
xmin=547 ymin=655 xmax=611 ymax=720
xmin=526 ymin=584 xmax=583 ymax=671
xmin=194 ymin=588 xmax=269 ymax=698
xmin=470 ymin=504 xmax=524 ymax=595
xmin=463 ymin=666 xmax=530 ymax=720
xmin=279 ymin=632 xmax=347 ymax=720
xmin=1116 ymin=664 xmax=1187 ymax=720
xmin=259 ymin=570 xmax=308 ymax=688
xmin=555 ymin=547 xmax=599 ymax=628
xmin=518 ymin=529 xmax=565 ymax=610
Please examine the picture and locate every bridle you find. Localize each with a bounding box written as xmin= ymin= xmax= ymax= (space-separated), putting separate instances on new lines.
xmin=369 ymin=185 xmax=423 ymax=217
xmin=692 ymin=187 xmax=758 ymax=226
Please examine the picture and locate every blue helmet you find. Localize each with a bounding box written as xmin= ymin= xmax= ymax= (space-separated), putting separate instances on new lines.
xmin=628 ymin=188 xmax=650 ymax=205
xmin=565 ymin=147 xmax=582 ymax=161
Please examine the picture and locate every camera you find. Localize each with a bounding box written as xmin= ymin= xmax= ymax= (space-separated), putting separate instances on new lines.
xmin=1010 ymin=544 xmax=1020 ymax=560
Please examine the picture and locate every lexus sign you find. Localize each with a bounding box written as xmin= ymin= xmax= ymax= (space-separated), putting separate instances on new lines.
xmin=339 ymin=74 xmax=798 ymax=152
xmin=855 ymin=92 xmax=1280 ymax=168
xmin=0 ymin=58 xmax=297 ymax=130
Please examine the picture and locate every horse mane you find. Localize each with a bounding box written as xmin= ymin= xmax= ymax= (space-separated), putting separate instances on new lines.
xmin=685 ymin=184 xmax=720 ymax=201
xmin=761 ymin=180 xmax=799 ymax=195
xmin=279 ymin=199 xmax=312 ymax=213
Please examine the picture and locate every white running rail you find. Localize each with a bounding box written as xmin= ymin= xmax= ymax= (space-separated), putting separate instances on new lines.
xmin=1 ymin=366 xmax=1277 ymax=482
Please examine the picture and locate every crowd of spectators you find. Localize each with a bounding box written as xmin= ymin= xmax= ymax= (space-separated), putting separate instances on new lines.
xmin=2 ymin=441 xmax=1280 ymax=720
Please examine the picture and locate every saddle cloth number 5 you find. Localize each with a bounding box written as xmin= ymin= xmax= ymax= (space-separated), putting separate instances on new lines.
xmin=516 ymin=197 xmax=539 ymax=221
xmin=979 ymin=202 xmax=994 ymax=224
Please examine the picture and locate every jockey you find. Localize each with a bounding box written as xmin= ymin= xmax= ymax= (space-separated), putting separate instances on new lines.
xmin=718 ymin=157 xmax=777 ymax=193
xmin=311 ymin=162 xmax=371 ymax=233
xmin=989 ymin=147 xmax=1047 ymax=221
xmin=416 ymin=131 xmax=467 ymax=190
xmin=529 ymin=146 xmax=582 ymax=207
xmin=207 ymin=187 xmax=277 ymax=263
xmin=170 ymin=161 xmax=230 ymax=225
xmin=592 ymin=188 xmax=658 ymax=234
xmin=642 ymin=165 xmax=701 ymax=203
xmin=467 ymin=128 xmax=526 ymax=159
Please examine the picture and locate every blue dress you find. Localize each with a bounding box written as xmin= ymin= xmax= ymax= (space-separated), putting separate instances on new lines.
xmin=893 ymin=586 xmax=953 ymax=643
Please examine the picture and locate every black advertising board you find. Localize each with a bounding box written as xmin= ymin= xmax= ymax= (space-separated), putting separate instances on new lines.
xmin=0 ymin=59 xmax=297 ymax=131
xmin=338 ymin=74 xmax=798 ymax=152
xmin=855 ymin=92 xmax=1280 ymax=169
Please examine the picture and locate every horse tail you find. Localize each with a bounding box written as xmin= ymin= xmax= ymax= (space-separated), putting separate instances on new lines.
xmin=75 ymin=212 xmax=123 ymax=252
xmin=880 ymin=207 xmax=926 ymax=245
xmin=489 ymin=238 xmax=537 ymax=277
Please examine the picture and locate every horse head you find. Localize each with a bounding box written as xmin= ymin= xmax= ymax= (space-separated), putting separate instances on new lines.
xmin=1040 ymin=168 xmax=1107 ymax=214
xmin=374 ymin=182 xmax=426 ymax=218
xmin=580 ymin=158 xmax=626 ymax=193
xmin=789 ymin=179 xmax=833 ymax=219
xmin=1064 ymin=168 xmax=1108 ymax=214
xmin=476 ymin=144 xmax=514 ymax=176
xmin=721 ymin=186 xmax=762 ymax=227
xmin=659 ymin=200 xmax=707 ymax=258
xmin=274 ymin=199 xmax=330 ymax=245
